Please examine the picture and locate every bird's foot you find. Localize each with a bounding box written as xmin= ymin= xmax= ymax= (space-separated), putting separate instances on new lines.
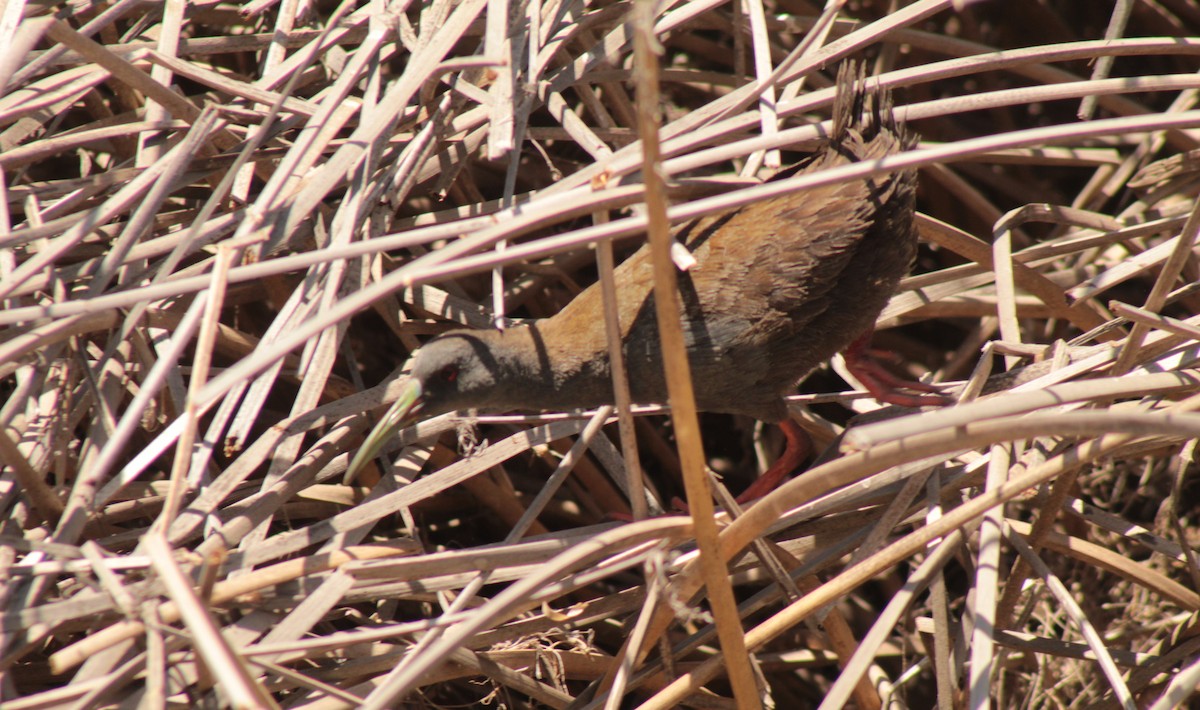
xmin=843 ymin=332 xmax=953 ymax=407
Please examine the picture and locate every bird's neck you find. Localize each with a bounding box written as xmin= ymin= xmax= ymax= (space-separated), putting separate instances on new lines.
xmin=473 ymin=323 xmax=612 ymax=412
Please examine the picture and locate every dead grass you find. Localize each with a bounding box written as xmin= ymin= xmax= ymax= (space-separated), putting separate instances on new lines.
xmin=2 ymin=0 xmax=1200 ymax=707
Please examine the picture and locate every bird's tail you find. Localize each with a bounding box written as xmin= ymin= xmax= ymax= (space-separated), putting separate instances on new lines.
xmin=831 ymin=61 xmax=911 ymax=149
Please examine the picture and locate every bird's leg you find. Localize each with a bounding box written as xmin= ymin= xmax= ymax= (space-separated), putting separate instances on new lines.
xmin=662 ymin=419 xmax=810 ymax=512
xmin=842 ymin=331 xmax=951 ymax=407
xmin=735 ymin=418 xmax=810 ymax=503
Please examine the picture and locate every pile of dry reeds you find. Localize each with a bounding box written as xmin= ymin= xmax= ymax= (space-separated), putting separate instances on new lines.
xmin=3 ymin=0 xmax=1200 ymax=707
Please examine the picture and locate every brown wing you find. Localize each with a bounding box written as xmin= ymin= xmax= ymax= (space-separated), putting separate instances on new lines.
xmin=541 ymin=63 xmax=917 ymax=419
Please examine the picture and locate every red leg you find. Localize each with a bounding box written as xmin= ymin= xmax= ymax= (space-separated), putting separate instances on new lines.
xmin=843 ymin=332 xmax=952 ymax=407
xmin=735 ymin=418 xmax=810 ymax=503
xmin=666 ymin=418 xmax=811 ymax=511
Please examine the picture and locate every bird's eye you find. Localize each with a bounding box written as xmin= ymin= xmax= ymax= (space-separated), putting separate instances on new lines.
xmin=439 ymin=365 xmax=458 ymax=383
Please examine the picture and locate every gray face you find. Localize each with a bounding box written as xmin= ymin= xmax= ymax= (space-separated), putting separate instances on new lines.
xmin=408 ymin=333 xmax=502 ymax=417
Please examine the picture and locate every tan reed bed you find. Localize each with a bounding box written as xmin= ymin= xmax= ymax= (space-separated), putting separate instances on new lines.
xmin=2 ymin=1 xmax=1200 ymax=707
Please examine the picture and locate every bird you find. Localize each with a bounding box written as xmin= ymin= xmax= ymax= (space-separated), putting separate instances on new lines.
xmin=348 ymin=62 xmax=940 ymax=501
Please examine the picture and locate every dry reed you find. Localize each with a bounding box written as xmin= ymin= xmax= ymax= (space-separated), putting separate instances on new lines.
xmin=2 ymin=1 xmax=1199 ymax=707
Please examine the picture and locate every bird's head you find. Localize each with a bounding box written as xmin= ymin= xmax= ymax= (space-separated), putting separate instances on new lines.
xmin=404 ymin=333 xmax=504 ymax=418
xmin=346 ymin=332 xmax=506 ymax=479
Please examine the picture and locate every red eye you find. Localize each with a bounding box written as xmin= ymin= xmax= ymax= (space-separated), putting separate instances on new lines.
xmin=439 ymin=365 xmax=458 ymax=383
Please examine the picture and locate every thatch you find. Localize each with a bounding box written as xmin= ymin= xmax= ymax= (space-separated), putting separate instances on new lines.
xmin=2 ymin=0 xmax=1200 ymax=707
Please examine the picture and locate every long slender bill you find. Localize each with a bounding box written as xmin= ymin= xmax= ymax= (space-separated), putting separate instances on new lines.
xmin=346 ymin=377 xmax=425 ymax=482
